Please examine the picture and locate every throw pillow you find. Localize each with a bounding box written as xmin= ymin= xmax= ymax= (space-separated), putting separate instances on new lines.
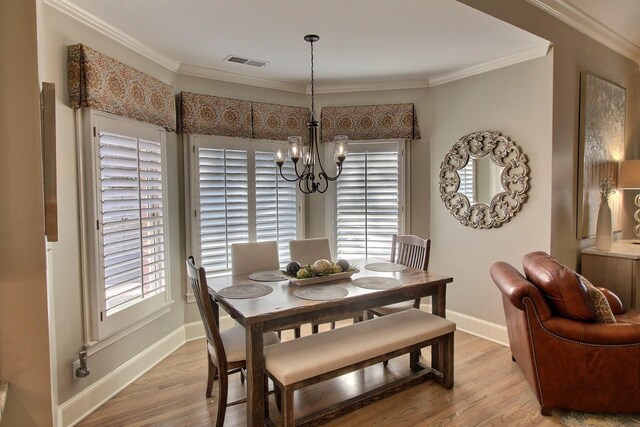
xmin=576 ymin=274 xmax=616 ymax=324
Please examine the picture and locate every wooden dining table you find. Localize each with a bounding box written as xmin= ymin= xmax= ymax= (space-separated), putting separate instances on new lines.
xmin=207 ymin=258 xmax=454 ymax=426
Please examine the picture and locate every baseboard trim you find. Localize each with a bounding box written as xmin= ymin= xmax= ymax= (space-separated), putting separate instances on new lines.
xmin=421 ymin=304 xmax=509 ymax=347
xmin=58 ymin=326 xmax=186 ymax=426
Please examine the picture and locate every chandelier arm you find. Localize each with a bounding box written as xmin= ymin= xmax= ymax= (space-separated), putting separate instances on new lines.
xmin=277 ymin=165 xmax=300 ymax=183
xmin=321 ymin=163 xmax=343 ymax=182
xmin=316 ymin=172 xmax=329 ymax=193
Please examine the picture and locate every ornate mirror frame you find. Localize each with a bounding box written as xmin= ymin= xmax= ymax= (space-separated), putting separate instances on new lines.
xmin=439 ymin=131 xmax=529 ymax=229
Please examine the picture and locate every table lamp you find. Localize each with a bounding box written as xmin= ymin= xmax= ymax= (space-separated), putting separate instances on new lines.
xmin=618 ymin=159 xmax=640 ymax=242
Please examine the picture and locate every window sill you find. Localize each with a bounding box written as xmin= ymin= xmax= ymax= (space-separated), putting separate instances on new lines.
xmin=84 ymin=300 xmax=175 ymax=356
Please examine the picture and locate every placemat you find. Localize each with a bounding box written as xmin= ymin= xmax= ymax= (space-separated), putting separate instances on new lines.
xmin=248 ymin=270 xmax=288 ymax=282
xmin=293 ymin=285 xmax=349 ymax=301
xmin=352 ymin=277 xmax=404 ymax=290
xmin=217 ymin=283 xmax=273 ymax=299
xmin=364 ymin=262 xmax=407 ymax=272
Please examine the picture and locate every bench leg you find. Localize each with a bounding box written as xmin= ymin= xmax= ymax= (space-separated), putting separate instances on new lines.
xmin=275 ymin=386 xmax=282 ymax=413
xmin=312 ymin=324 xmax=319 ymax=334
xmin=263 ymin=375 xmax=270 ymax=419
xmin=442 ymin=333 xmax=454 ymax=389
xmin=282 ymin=387 xmax=295 ymax=427
xmin=409 ymin=350 xmax=421 ymax=372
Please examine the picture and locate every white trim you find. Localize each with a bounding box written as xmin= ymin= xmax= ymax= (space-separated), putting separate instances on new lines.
xmin=58 ymin=326 xmax=186 ymax=427
xmin=43 ymin=0 xmax=180 ymax=72
xmin=311 ymin=79 xmax=430 ymax=94
xmin=178 ymin=63 xmax=305 ymax=93
xmin=83 ymin=301 xmax=174 ymax=357
xmin=420 ymin=303 xmax=508 ymax=346
xmin=526 ymin=0 xmax=640 ymax=66
xmin=429 ymin=44 xmax=551 ymax=87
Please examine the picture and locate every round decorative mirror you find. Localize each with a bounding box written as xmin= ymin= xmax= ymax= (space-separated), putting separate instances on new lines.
xmin=439 ymin=131 xmax=529 ymax=229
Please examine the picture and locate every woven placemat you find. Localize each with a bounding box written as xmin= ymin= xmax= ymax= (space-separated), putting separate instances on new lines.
xmin=218 ymin=283 xmax=273 ymax=299
xmin=352 ymin=277 xmax=403 ymax=290
xmin=364 ymin=262 xmax=407 ymax=272
xmin=293 ymin=285 xmax=349 ymax=301
xmin=248 ymin=270 xmax=288 ymax=282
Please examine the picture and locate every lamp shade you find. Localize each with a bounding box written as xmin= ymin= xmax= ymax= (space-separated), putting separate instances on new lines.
xmin=618 ymin=160 xmax=640 ymax=189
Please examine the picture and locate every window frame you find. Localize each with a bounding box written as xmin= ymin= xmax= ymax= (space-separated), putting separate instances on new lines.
xmin=185 ymin=134 xmax=305 ymax=297
xmin=79 ymin=110 xmax=173 ymax=344
xmin=326 ymin=139 xmax=409 ymax=260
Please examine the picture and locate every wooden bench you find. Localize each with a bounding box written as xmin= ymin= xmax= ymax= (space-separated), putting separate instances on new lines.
xmin=264 ymin=308 xmax=455 ymax=426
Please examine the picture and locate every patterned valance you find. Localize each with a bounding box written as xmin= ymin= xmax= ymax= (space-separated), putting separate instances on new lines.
xmin=67 ymin=44 xmax=176 ymax=131
xmin=321 ymin=103 xmax=420 ymax=142
xmin=252 ymin=102 xmax=310 ymax=143
xmin=177 ymin=92 xmax=252 ymax=138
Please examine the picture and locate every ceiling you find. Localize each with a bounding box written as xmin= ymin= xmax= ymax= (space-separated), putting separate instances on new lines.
xmin=58 ymin=0 xmax=550 ymax=92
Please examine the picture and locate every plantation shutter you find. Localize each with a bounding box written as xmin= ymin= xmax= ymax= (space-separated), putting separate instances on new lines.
xmin=98 ymin=132 xmax=167 ymax=317
xmin=336 ymin=145 xmax=399 ymax=260
xmin=458 ymin=161 xmax=475 ymax=203
xmin=255 ymin=151 xmax=298 ymax=264
xmin=198 ymin=148 xmax=249 ymax=276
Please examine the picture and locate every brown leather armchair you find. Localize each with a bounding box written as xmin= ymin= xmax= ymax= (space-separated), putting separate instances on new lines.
xmin=490 ymin=251 xmax=640 ymax=415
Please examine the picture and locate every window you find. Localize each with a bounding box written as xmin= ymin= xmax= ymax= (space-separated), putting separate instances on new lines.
xmin=459 ymin=160 xmax=476 ymax=203
xmin=82 ymin=111 xmax=172 ymax=340
xmin=189 ymin=135 xmax=302 ymax=279
xmin=330 ymin=141 xmax=407 ymax=260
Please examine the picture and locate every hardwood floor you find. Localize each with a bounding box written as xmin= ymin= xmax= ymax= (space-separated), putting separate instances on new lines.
xmin=76 ymin=323 xmax=579 ymax=426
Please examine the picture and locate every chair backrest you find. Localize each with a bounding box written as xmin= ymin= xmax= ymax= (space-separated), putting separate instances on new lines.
xmin=230 ymin=241 xmax=280 ymax=276
xmin=289 ymin=238 xmax=332 ymax=265
xmin=390 ymin=234 xmax=431 ymax=270
xmin=186 ymin=256 xmax=227 ymax=366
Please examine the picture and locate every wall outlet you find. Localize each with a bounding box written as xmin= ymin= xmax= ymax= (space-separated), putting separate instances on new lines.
xmin=73 ymin=359 xmax=80 ymax=380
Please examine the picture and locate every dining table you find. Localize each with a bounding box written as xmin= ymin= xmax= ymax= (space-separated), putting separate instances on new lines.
xmin=207 ymin=258 xmax=454 ymax=426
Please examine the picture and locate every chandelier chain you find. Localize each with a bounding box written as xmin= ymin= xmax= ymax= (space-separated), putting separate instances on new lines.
xmin=310 ymin=39 xmax=315 ymax=116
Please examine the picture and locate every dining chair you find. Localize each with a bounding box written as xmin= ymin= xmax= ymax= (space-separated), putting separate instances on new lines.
xmin=289 ymin=238 xmax=362 ymax=334
xmin=367 ymin=235 xmax=431 ymax=318
xmin=187 ymin=256 xmax=280 ymax=426
xmin=366 ymin=234 xmax=431 ymax=366
xmin=231 ymin=241 xmax=301 ymax=338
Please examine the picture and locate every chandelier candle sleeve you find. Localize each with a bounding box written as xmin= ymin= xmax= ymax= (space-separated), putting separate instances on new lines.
xmin=273 ymin=34 xmax=348 ymax=194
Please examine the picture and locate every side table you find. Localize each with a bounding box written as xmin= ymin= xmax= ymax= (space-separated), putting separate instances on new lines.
xmin=581 ymin=241 xmax=640 ymax=310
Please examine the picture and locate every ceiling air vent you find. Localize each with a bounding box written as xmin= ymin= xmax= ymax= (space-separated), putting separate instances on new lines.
xmin=224 ymin=55 xmax=269 ymax=67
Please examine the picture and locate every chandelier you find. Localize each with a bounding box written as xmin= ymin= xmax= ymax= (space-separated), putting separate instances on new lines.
xmin=273 ymin=34 xmax=348 ymax=194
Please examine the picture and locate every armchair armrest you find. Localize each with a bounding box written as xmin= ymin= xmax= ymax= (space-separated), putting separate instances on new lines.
xmin=598 ymin=287 xmax=624 ymax=315
xmin=490 ymin=262 xmax=552 ymax=320
xmin=542 ymin=316 xmax=640 ymax=345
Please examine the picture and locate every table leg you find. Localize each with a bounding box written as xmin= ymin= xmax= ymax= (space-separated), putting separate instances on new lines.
xmin=431 ymin=284 xmax=447 ymax=372
xmin=246 ymin=322 xmax=265 ymax=427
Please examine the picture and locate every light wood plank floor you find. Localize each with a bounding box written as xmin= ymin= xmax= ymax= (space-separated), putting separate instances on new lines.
xmin=76 ymin=323 xmax=603 ymax=426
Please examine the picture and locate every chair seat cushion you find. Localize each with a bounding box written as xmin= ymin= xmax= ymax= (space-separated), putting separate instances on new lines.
xmin=265 ymin=309 xmax=455 ymax=386
xmin=208 ymin=326 xmax=280 ymax=364
xmin=369 ymin=301 xmax=415 ymax=316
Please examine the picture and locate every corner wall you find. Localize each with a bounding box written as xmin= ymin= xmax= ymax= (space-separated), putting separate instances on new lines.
xmin=0 ymin=0 xmax=54 ymax=425
xmin=428 ymin=55 xmax=553 ymax=325
xmin=458 ymin=0 xmax=640 ymax=268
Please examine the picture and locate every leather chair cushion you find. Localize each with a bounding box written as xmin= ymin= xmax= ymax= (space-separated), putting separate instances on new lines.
xmin=522 ymin=251 xmax=595 ymax=321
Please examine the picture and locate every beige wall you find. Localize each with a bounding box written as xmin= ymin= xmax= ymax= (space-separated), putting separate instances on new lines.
xmin=428 ymin=55 xmax=553 ymax=324
xmin=459 ymin=0 xmax=640 ymax=268
xmin=0 ymin=1 xmax=54 ymax=425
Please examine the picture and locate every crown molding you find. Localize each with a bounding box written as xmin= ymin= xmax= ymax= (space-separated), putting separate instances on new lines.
xmin=526 ymin=0 xmax=640 ymax=65
xmin=429 ymin=43 xmax=551 ymax=87
xmin=177 ymin=63 xmax=305 ymax=93
xmin=43 ymin=0 xmax=180 ymax=72
xmin=310 ymin=78 xmax=430 ymax=94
